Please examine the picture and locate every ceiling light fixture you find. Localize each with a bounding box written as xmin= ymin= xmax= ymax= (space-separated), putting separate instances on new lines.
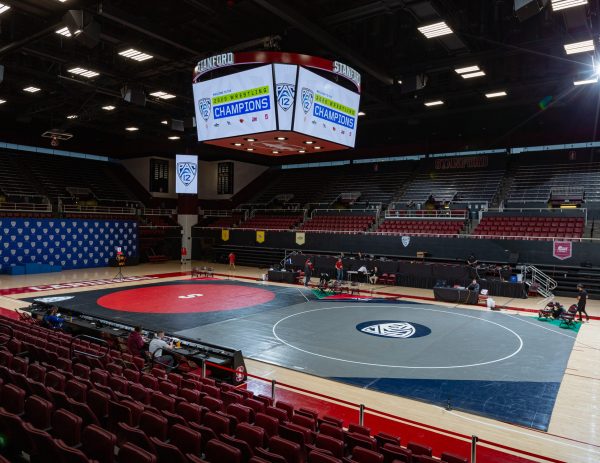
xmin=275 ymin=136 xmax=287 ymax=140
xmin=573 ymin=77 xmax=598 ymax=85
xmin=485 ymin=91 xmax=507 ymax=98
xmin=314 ymin=146 xmax=322 ymax=150
xmin=118 ymin=48 xmax=153 ymax=62
xmin=358 ymin=111 xmax=366 ymax=116
xmin=168 ymin=136 xmax=180 ymax=140
xmin=102 ymin=105 xmax=116 ymax=111
xmin=424 ymin=100 xmax=444 ymax=107
xmin=0 ymin=3 xmax=10 ymax=15
xmin=125 ymin=126 xmax=139 ymax=131
xmin=304 ymin=140 xmax=315 ymax=144
xmin=161 ymin=120 xmax=168 ymax=125
xmin=455 ymin=65 xmax=480 ymax=74
xmin=66 ymin=114 xmax=78 ymax=119
xmin=272 ymin=151 xmax=279 ymax=154
xmin=0 ymin=99 xmax=6 ymax=104
xmin=68 ymin=67 xmax=99 ymax=78
xmin=551 ymin=0 xmax=587 ymax=11
xmin=245 ymin=138 xmax=256 ymax=141
xmin=232 ymin=142 xmax=243 ymax=146
xmin=461 ymin=70 xmax=486 ymax=79
xmin=23 ymin=86 xmax=41 ymax=93
xmin=246 ymin=148 xmax=254 ymax=151
xmin=149 ymin=91 xmax=176 ymax=100
xmin=418 ymin=21 xmax=453 ymax=39
xmin=55 ymin=27 xmax=72 ymax=37
xmin=299 ymin=150 xmax=306 ymax=153
xmin=564 ymin=39 xmax=594 ymax=54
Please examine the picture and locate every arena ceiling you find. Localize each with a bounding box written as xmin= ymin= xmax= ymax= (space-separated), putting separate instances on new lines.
xmin=0 ymin=0 xmax=599 ymax=163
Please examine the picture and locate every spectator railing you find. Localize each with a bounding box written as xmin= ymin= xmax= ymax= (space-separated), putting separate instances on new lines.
xmin=385 ymin=209 xmax=467 ymax=219
xmin=0 ymin=202 xmax=52 ymax=212
xmin=62 ymin=204 xmax=136 ymax=215
xmin=141 ymin=208 xmax=177 ymax=216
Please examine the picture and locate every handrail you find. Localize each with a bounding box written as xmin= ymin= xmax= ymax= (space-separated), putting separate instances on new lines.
xmin=0 ymin=202 xmax=52 ymax=212
xmin=69 ymin=334 xmax=110 ymax=360
xmin=523 ymin=265 xmax=557 ymax=298
xmin=63 ymin=204 xmax=136 ymax=215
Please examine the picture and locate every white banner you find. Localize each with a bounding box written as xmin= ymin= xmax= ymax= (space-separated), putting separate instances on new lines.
xmin=274 ymin=64 xmax=297 ymax=131
xmin=193 ymin=65 xmax=277 ymax=141
xmin=175 ymin=154 xmax=198 ymax=194
xmin=293 ymin=67 xmax=360 ymax=147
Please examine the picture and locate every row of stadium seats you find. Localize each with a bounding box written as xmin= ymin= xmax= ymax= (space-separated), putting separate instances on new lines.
xmin=301 ymin=216 xmax=375 ymax=232
xmin=0 ymin=314 xmax=468 ymax=463
xmin=237 ymin=215 xmax=304 ymax=230
xmin=377 ymin=220 xmax=465 ymax=235
xmin=473 ymin=216 xmax=584 ymax=239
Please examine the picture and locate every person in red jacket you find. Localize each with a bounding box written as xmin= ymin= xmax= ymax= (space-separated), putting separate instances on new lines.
xmin=335 ymin=258 xmax=344 ymax=281
xmin=228 ymin=252 xmax=236 ymax=270
xmin=127 ymin=326 xmax=147 ymax=359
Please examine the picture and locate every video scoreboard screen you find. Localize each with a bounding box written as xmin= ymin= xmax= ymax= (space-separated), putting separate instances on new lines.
xmin=292 ymin=67 xmax=360 ymax=147
xmin=193 ymin=65 xmax=277 ymax=141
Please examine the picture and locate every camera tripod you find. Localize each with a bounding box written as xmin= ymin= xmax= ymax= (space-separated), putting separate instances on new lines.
xmin=113 ymin=265 xmax=125 ymax=282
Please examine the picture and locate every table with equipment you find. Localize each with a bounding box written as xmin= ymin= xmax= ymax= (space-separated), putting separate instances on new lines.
xmin=433 ymin=287 xmax=479 ymax=304
xmin=267 ymin=270 xmax=298 ymax=284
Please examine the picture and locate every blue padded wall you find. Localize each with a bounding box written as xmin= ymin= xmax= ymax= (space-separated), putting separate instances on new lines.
xmin=0 ymin=218 xmax=138 ymax=272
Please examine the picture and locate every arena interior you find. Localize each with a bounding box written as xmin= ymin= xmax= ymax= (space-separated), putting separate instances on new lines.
xmin=0 ymin=1 xmax=600 ymax=463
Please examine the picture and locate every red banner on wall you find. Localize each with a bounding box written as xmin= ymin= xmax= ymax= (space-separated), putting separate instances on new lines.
xmin=553 ymin=241 xmax=572 ymax=260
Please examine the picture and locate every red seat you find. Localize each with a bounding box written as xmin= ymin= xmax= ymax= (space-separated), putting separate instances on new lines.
xmin=169 ymin=423 xmax=202 ymax=457
xmin=221 ymin=433 xmax=255 ymax=463
xmin=55 ymin=438 xmax=93 ymax=463
xmin=139 ymin=411 xmax=168 ymax=440
xmin=236 ymin=422 xmax=266 ymax=450
xmin=24 ymin=395 xmax=53 ymax=430
xmin=269 ymin=435 xmax=303 ymax=463
xmin=255 ymin=412 xmax=279 ymax=439
xmin=176 ymin=401 xmax=205 ymax=424
xmin=82 ymin=424 xmax=116 ymax=463
xmin=150 ymin=436 xmax=188 ymax=463
xmin=204 ymin=410 xmax=232 ymax=436
xmin=407 ymin=441 xmax=432 ymax=457
xmin=441 ymin=452 xmax=469 ymax=463
xmin=117 ymin=442 xmax=158 ymax=463
xmin=350 ymin=447 xmax=384 ymax=463
xmin=1 ymin=383 xmax=26 ymax=414
xmin=205 ymin=439 xmax=242 ymax=463
xmin=52 ymin=408 xmax=82 ymax=447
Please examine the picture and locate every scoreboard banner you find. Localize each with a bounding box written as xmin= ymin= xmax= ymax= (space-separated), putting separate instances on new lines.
xmin=193 ymin=65 xmax=277 ymax=141
xmin=292 ymin=67 xmax=360 ymax=147
xmin=274 ymin=64 xmax=297 ymax=131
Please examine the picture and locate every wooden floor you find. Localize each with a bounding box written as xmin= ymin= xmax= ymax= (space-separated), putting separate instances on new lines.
xmin=1 ymin=260 xmax=599 ymax=463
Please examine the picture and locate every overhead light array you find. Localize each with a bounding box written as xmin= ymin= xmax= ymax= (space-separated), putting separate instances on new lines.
xmin=418 ymin=21 xmax=453 ymax=39
xmin=551 ymin=0 xmax=588 ymax=11
xmin=485 ymin=91 xmax=507 ymax=98
xmin=68 ymin=67 xmax=99 ymax=78
xmin=66 ymin=114 xmax=78 ymax=119
xmin=0 ymin=3 xmax=10 ymax=15
xmin=564 ymin=40 xmax=594 ymax=55
xmin=23 ymin=86 xmax=41 ymax=93
xmin=125 ymin=127 xmax=139 ymax=131
xmin=102 ymin=105 xmax=116 ymax=111
xmin=455 ymin=65 xmax=485 ymax=79
xmin=573 ymin=77 xmax=598 ymax=85
xmin=0 ymin=99 xmax=6 ymax=104
xmin=119 ymin=48 xmax=153 ymax=62
xmin=150 ymin=91 xmax=176 ymax=100
xmin=55 ymin=27 xmax=72 ymax=37
xmin=424 ymin=100 xmax=444 ymax=107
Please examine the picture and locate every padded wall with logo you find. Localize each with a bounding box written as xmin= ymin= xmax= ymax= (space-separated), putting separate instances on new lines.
xmin=0 ymin=218 xmax=138 ymax=272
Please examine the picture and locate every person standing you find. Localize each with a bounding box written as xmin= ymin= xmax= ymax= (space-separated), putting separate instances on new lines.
xmin=335 ymin=258 xmax=344 ymax=281
xmin=228 ymin=252 xmax=236 ymax=270
xmin=576 ymin=284 xmax=590 ymax=322
xmin=304 ymin=258 xmax=313 ymax=286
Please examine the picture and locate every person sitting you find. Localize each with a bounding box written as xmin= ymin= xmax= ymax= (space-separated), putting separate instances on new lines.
xmin=552 ymin=302 xmax=565 ymax=319
xmin=369 ymin=266 xmax=380 ymax=285
xmin=149 ymin=331 xmax=174 ymax=367
xmin=43 ymin=306 xmax=64 ymax=329
xmin=127 ymin=326 xmax=147 ymax=359
xmin=467 ymin=278 xmax=480 ymax=294
xmin=319 ymin=272 xmax=331 ymax=287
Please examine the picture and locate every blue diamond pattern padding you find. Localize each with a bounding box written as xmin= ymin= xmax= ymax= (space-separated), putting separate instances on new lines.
xmin=0 ymin=218 xmax=138 ymax=271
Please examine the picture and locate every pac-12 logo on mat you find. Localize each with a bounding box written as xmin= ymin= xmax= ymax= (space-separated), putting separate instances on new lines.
xmin=33 ymin=296 xmax=75 ymax=303
xmin=356 ymin=320 xmax=431 ymax=339
xmin=276 ymin=83 xmax=295 ymax=111
xmin=198 ymin=98 xmax=211 ymax=121
xmin=301 ymin=88 xmax=314 ymax=114
xmin=177 ymin=162 xmax=197 ymax=187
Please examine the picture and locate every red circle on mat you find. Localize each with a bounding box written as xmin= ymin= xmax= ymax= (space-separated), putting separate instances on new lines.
xmin=96 ymin=284 xmax=275 ymax=313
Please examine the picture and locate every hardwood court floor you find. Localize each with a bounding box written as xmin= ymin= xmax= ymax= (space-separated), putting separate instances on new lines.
xmin=1 ymin=260 xmax=598 ymax=462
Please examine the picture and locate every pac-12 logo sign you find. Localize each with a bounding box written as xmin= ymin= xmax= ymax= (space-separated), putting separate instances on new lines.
xmin=177 ymin=162 xmax=197 ymax=187
xmin=356 ymin=320 xmax=431 ymax=339
xmin=301 ymin=88 xmax=314 ymax=114
xmin=401 ymin=236 xmax=410 ymax=247
xmin=198 ymin=98 xmax=211 ymax=122
xmin=276 ymin=83 xmax=295 ymax=111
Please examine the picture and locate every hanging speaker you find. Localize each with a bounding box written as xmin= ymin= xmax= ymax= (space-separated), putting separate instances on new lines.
xmin=121 ymin=85 xmax=146 ymax=106
xmin=0 ymin=65 xmax=4 ymax=84
xmin=63 ymin=10 xmax=101 ymax=48
xmin=514 ymin=0 xmax=548 ymax=22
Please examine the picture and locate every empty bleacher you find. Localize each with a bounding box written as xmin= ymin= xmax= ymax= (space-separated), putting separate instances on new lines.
xmin=301 ymin=214 xmax=376 ymax=232
xmin=0 ymin=155 xmax=45 ymax=202
xmin=237 ymin=213 xmax=304 ymax=230
xmin=399 ymin=168 xmax=504 ymax=205
xmin=505 ymin=160 xmax=600 ymax=205
xmin=473 ymin=215 xmax=584 ymax=239
xmin=0 ymin=313 xmax=469 ymax=463
xmin=377 ymin=219 xmax=466 ymax=236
